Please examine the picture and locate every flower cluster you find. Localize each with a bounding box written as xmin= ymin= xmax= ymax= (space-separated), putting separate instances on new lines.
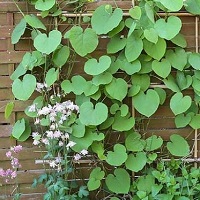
xmin=35 ymin=82 xmax=51 ymax=93
xmin=0 ymin=145 xmax=22 ymax=183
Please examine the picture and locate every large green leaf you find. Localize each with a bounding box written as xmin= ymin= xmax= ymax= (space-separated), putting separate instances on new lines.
xmin=188 ymin=52 xmax=200 ymax=70
xmin=106 ymin=144 xmax=128 ymax=166
xmin=105 ymin=78 xmax=128 ymax=101
xmin=45 ymin=68 xmax=58 ymax=87
xmin=145 ymin=135 xmax=163 ymax=151
xmin=12 ymin=118 xmax=25 ymax=139
xmin=84 ymin=56 xmax=111 ymax=75
xmin=107 ymin=35 xmax=126 ymax=54
xmin=170 ymin=92 xmax=192 ymax=115
xmin=154 ymin=16 xmax=182 ymax=40
xmin=133 ymin=89 xmax=160 ymax=117
xmin=24 ymin=14 xmax=46 ymax=30
xmin=79 ymin=102 xmax=108 ymax=126
xmin=125 ymin=34 xmax=143 ymax=62
xmin=167 ymin=134 xmax=190 ymax=157
xmin=105 ymin=168 xmax=130 ymax=194
xmin=12 ymin=74 xmax=36 ymax=101
xmin=155 ymin=0 xmax=183 ymax=11
xmin=184 ymin=0 xmax=200 ymax=14
xmin=152 ymin=59 xmax=171 ymax=78
xmin=125 ymin=152 xmax=147 ymax=172
xmin=34 ymin=30 xmax=62 ymax=55
xmin=91 ymin=5 xmax=123 ymax=34
xmin=11 ymin=18 xmax=26 ymax=44
xmin=67 ymin=26 xmax=98 ymax=57
xmin=35 ymin=0 xmax=55 ymax=11
xmin=143 ymin=37 xmax=166 ymax=60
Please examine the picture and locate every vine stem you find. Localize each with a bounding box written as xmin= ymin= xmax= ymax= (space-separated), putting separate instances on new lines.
xmin=12 ymin=0 xmax=25 ymax=17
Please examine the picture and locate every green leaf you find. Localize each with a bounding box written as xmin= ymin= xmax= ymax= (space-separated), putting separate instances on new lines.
xmin=184 ymin=0 xmax=200 ymax=15
xmin=17 ymin=119 xmax=31 ymax=141
xmin=125 ymin=34 xmax=143 ymax=62
xmin=125 ymin=131 xmax=145 ymax=152
xmin=176 ymin=71 xmax=192 ymax=91
xmin=24 ymin=14 xmax=46 ymax=30
xmin=45 ymin=68 xmax=58 ymax=87
xmin=10 ymin=63 xmax=27 ymax=80
xmin=131 ymin=74 xmax=150 ymax=91
xmin=91 ymin=5 xmax=123 ymax=34
xmin=12 ymin=74 xmax=36 ymax=101
xmin=106 ymin=144 xmax=127 ymax=166
xmin=105 ymin=78 xmax=128 ymax=101
xmin=154 ymin=87 xmax=166 ymax=105
xmin=87 ymin=167 xmax=105 ymax=191
xmin=133 ymin=89 xmax=160 ymax=117
xmin=163 ymin=75 xmax=180 ymax=92
xmin=12 ymin=118 xmax=26 ymax=139
xmin=166 ymin=48 xmax=187 ymax=71
xmin=11 ymin=18 xmax=26 ymax=44
xmin=170 ymin=92 xmax=192 ymax=115
xmin=188 ymin=52 xmax=200 ymax=70
xmin=167 ymin=134 xmax=190 ymax=157
xmin=78 ymin=186 xmax=89 ymax=198
xmin=92 ymin=72 xmax=113 ymax=86
xmin=53 ymin=46 xmax=70 ymax=67
xmin=35 ymin=0 xmax=55 ymax=11
xmin=171 ymin=33 xmax=187 ymax=48
xmin=143 ymin=37 xmax=166 ymax=60
xmin=145 ymin=1 xmax=155 ymax=23
xmin=175 ymin=113 xmax=192 ymax=128
xmin=79 ymin=102 xmax=108 ymax=126
xmin=125 ymin=152 xmax=147 ymax=172
xmin=129 ymin=6 xmax=141 ymax=20
xmin=5 ymin=102 xmax=14 ymax=119
xmin=144 ymin=28 xmax=158 ymax=44
xmin=112 ymin=112 xmax=135 ymax=131
xmin=107 ymin=35 xmax=126 ymax=54
xmin=137 ymin=191 xmax=147 ymax=199
xmin=105 ymin=168 xmax=130 ymax=194
xmin=61 ymin=76 xmax=87 ymax=95
xmin=34 ymin=30 xmax=62 ymax=55
xmin=189 ymin=114 xmax=200 ymax=129
xmin=155 ymin=0 xmax=183 ymax=11
xmin=67 ymin=26 xmax=98 ymax=57
xmin=72 ymin=119 xmax=85 ymax=138
xmin=84 ymin=56 xmax=111 ymax=75
xmin=145 ymin=135 xmax=163 ymax=151
xmin=137 ymin=175 xmax=155 ymax=194
xmin=154 ymin=16 xmax=182 ymax=40
xmin=152 ymin=59 xmax=171 ymax=78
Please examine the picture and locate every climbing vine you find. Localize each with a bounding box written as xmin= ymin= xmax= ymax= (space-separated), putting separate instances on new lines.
xmin=5 ymin=0 xmax=200 ymax=199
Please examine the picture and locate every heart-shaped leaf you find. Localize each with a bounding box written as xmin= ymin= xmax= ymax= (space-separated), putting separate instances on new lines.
xmin=154 ymin=16 xmax=182 ymax=40
xmin=87 ymin=167 xmax=105 ymax=191
xmin=5 ymin=102 xmax=14 ymax=119
xmin=155 ymin=0 xmax=183 ymax=11
xmin=72 ymin=119 xmax=85 ymax=138
xmin=170 ymin=92 xmax=192 ymax=115
xmin=107 ymin=35 xmax=126 ymax=54
xmin=145 ymin=135 xmax=163 ymax=151
xmin=185 ymin=0 xmax=200 ymax=15
xmin=35 ymin=0 xmax=55 ymax=11
xmin=125 ymin=34 xmax=143 ymax=62
xmin=129 ymin=6 xmax=141 ymax=20
xmin=171 ymin=33 xmax=187 ymax=48
xmin=133 ymin=89 xmax=160 ymax=117
xmin=79 ymin=102 xmax=108 ymax=126
xmin=137 ymin=175 xmax=156 ymax=194
xmin=167 ymin=134 xmax=190 ymax=157
xmin=67 ymin=26 xmax=98 ymax=57
xmin=12 ymin=74 xmax=36 ymax=101
xmin=125 ymin=152 xmax=147 ymax=172
xmin=154 ymin=87 xmax=166 ymax=105
xmin=84 ymin=81 xmax=99 ymax=97
xmin=106 ymin=144 xmax=128 ymax=166
xmin=12 ymin=118 xmax=25 ymax=139
xmin=163 ymin=75 xmax=180 ymax=92
xmin=112 ymin=112 xmax=135 ymax=131
xmin=24 ymin=14 xmax=46 ymax=30
xmin=188 ymin=52 xmax=200 ymax=70
xmin=91 ymin=5 xmax=123 ymax=34
xmin=17 ymin=119 xmax=31 ymax=142
xmin=125 ymin=131 xmax=146 ymax=152
xmin=92 ymin=72 xmax=113 ymax=86
xmin=61 ymin=75 xmax=87 ymax=95
xmin=143 ymin=37 xmax=166 ymax=60
xmin=105 ymin=78 xmax=128 ymax=101
xmin=34 ymin=30 xmax=62 ymax=55
xmin=84 ymin=56 xmax=111 ymax=75
xmin=105 ymin=168 xmax=130 ymax=194
xmin=11 ymin=18 xmax=26 ymax=44
xmin=166 ymin=48 xmax=187 ymax=71
xmin=131 ymin=74 xmax=150 ymax=91
xmin=144 ymin=28 xmax=158 ymax=44
xmin=175 ymin=113 xmax=192 ymax=128
xmin=152 ymin=59 xmax=171 ymax=78
xmin=53 ymin=46 xmax=70 ymax=68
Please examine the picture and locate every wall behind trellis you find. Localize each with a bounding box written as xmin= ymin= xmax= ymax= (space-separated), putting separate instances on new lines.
xmin=0 ymin=0 xmax=199 ymax=199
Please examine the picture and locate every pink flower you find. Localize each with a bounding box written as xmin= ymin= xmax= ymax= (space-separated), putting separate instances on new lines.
xmin=13 ymin=145 xmax=22 ymax=153
xmin=11 ymin=171 xmax=17 ymax=179
xmin=6 ymin=151 xmax=12 ymax=158
xmin=74 ymin=154 xmax=81 ymax=161
xmin=80 ymin=149 xmax=88 ymax=156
